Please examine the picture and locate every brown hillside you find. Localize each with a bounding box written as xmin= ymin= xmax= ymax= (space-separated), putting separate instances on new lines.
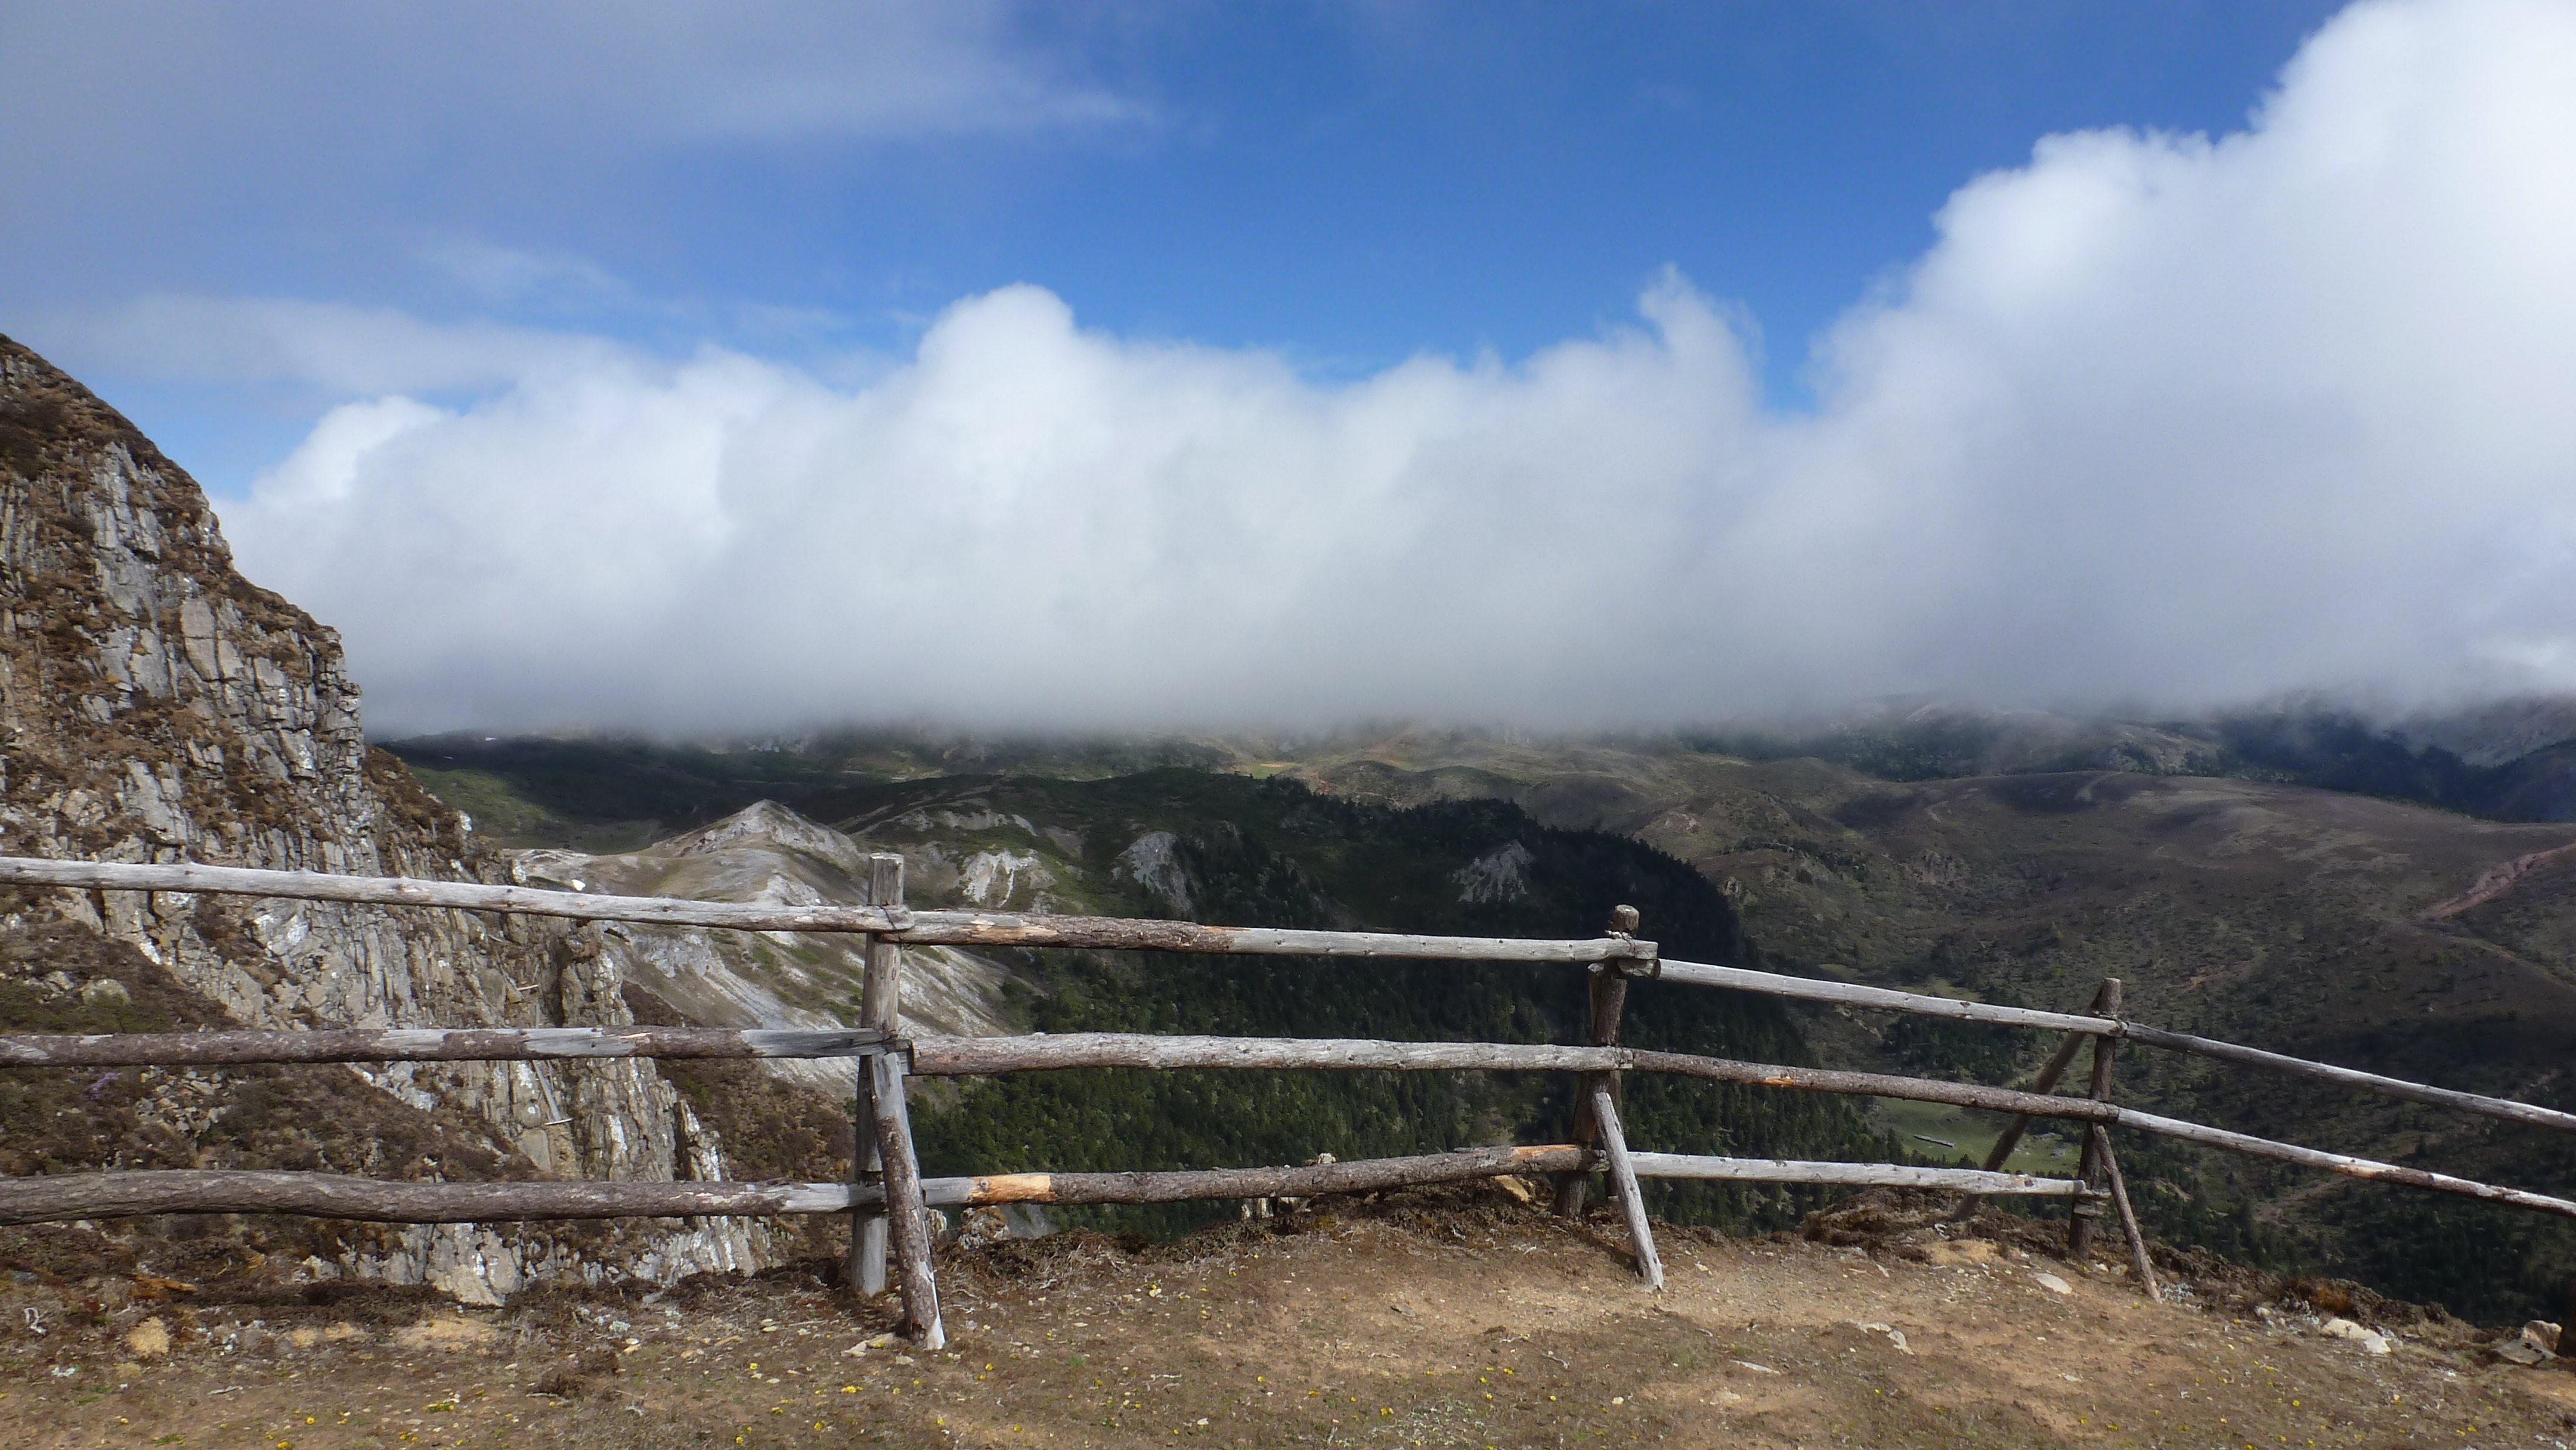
xmin=1233 ymin=731 xmax=2576 ymax=1310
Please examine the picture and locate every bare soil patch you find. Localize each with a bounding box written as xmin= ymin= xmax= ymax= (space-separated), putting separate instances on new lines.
xmin=5 ymin=1186 xmax=2573 ymax=1448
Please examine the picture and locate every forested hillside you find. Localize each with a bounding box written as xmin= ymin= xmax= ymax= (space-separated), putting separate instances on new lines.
xmin=396 ymin=727 xmax=2576 ymax=1321
xmin=817 ymin=772 xmax=1888 ymax=1237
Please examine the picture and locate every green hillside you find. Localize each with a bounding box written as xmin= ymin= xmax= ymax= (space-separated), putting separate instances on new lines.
xmin=386 ymin=726 xmax=2576 ymax=1318
xmin=806 ymin=771 xmax=1888 ymax=1238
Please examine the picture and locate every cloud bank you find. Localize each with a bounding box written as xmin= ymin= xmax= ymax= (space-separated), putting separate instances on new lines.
xmin=214 ymin=0 xmax=2576 ymax=734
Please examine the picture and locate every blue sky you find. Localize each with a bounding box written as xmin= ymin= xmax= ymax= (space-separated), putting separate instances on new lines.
xmin=10 ymin=2 xmax=2341 ymax=483
xmin=7 ymin=2 xmax=2574 ymax=732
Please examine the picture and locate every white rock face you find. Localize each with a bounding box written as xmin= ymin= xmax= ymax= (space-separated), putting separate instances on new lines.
xmin=519 ymin=801 xmax=1024 ymax=1097
xmin=1452 ymin=842 xmax=1534 ymax=904
xmin=0 ymin=337 xmax=761 ymax=1296
xmin=1114 ymin=831 xmax=1193 ymax=915
xmin=958 ymin=848 xmax=1048 ymax=907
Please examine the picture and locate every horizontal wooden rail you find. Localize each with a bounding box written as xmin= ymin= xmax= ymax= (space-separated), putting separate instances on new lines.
xmin=2114 ymin=1108 xmax=2576 ymax=1220
xmin=0 ymin=1172 xmax=857 ymax=1225
xmin=0 ymin=1148 xmax=1592 ymax=1225
xmin=1655 ymin=958 xmax=2117 ymax=1035
xmin=4 ymin=1036 xmax=2565 ymax=1228
xmin=1625 ymin=1154 xmax=2094 ymax=1197
xmin=0 ymin=1025 xmax=891 ymax=1068
xmin=0 ymin=1144 xmax=2103 ymax=1225
xmin=910 ymin=1033 xmax=2123 ymax=1124
xmin=1661 ymin=958 xmax=2576 ymax=1140
xmin=913 ymin=1034 xmax=2576 ymax=1223
xmin=2119 ymin=1023 xmax=2576 ymax=1136
xmin=937 ymin=1145 xmax=1586 ymax=1206
xmin=0 ymin=856 xmax=1651 ymax=963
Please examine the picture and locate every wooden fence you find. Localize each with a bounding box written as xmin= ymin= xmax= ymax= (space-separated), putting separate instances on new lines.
xmin=5 ymin=853 xmax=2576 ymax=1350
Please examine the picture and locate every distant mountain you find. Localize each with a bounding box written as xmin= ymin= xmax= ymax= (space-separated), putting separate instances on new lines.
xmin=522 ymin=773 xmax=1884 ymax=1240
xmin=401 ymin=721 xmax=2576 ymax=1318
xmin=513 ymin=800 xmax=1025 ymax=1101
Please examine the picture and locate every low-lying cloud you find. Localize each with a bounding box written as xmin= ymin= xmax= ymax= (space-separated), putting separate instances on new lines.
xmin=216 ymin=0 xmax=2576 ymax=735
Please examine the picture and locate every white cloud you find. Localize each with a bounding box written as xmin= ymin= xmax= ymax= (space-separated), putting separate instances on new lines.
xmin=217 ymin=0 xmax=2576 ymax=734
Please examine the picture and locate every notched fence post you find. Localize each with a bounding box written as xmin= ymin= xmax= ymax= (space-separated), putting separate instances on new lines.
xmin=2067 ymin=977 xmax=2122 ymax=1258
xmin=853 ymin=852 xmax=905 ymax=1300
xmin=1557 ymin=906 xmax=1647 ymax=1224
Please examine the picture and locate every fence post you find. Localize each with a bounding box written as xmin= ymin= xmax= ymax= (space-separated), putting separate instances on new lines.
xmin=2087 ymin=1124 xmax=2161 ymax=1297
xmin=1556 ymin=905 xmax=1643 ymax=1219
xmin=852 ymin=852 xmax=905 ymax=1299
xmin=1589 ymin=1084 xmax=1665 ymax=1287
xmin=868 ymin=1049 xmax=945 ymax=1347
xmin=2067 ymin=977 xmax=2122 ymax=1257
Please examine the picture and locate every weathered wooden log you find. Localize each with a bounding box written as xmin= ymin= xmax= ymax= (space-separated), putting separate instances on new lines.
xmin=1611 ymin=1055 xmax=2107 ymax=1129
xmin=0 ymin=1171 xmax=861 ymax=1225
xmin=901 ymin=916 xmax=1654 ymax=963
xmin=2120 ymin=1023 xmax=2576 ymax=1135
xmin=2114 ymin=1107 xmax=2576 ymax=1220
xmin=1624 ymin=1154 xmax=2092 ymax=1195
xmin=868 ymin=1052 xmax=943 ymax=1349
xmin=2069 ymin=978 xmax=2122 ymax=1257
xmin=1656 ymin=958 xmax=2118 ymax=1036
xmin=910 ymin=1033 xmax=2127 ymax=1126
xmin=853 ymin=853 xmax=904 ymax=1301
xmin=1659 ymin=958 xmax=2576 ymax=1142
xmin=0 ymin=1148 xmax=1597 ymax=1225
xmin=1590 ymin=1085 xmax=1662 ymax=1288
xmin=941 ymin=1145 xmax=1589 ymax=1206
xmin=1981 ymin=981 xmax=2115 ymax=1172
xmin=912 ymin=1033 xmax=1615 ymax=1076
xmin=2089 ymin=1126 xmax=2160 ymax=1298
xmin=17 ymin=1113 xmax=2576 ymax=1231
xmin=0 ymin=856 xmax=906 ymax=933
xmin=0 ymin=855 xmax=1652 ymax=962
xmin=0 ymin=1025 xmax=888 ymax=1068
xmin=1559 ymin=907 xmax=1642 ymax=1220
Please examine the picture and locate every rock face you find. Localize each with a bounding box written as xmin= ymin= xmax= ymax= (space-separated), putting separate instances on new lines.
xmin=516 ymin=800 xmax=1021 ymax=1097
xmin=0 ymin=335 xmax=767 ymax=1300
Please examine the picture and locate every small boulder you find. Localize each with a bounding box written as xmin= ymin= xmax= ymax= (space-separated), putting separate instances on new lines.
xmin=80 ymin=977 xmax=132 ymax=1009
xmin=2032 ymin=1272 xmax=2073 ymax=1295
xmin=1921 ymin=1239 xmax=2001 ymax=1268
xmin=122 ymin=1318 xmax=169 ymax=1359
xmin=2497 ymin=1336 xmax=2550 ymax=1366
xmin=394 ymin=1315 xmax=497 ymax=1351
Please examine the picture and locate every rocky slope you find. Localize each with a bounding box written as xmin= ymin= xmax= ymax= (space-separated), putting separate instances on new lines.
xmin=0 ymin=335 xmax=773 ymax=1301
xmin=512 ymin=800 xmax=1022 ymax=1098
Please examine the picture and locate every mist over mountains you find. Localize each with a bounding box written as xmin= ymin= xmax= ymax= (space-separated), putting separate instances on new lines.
xmin=185 ymin=0 xmax=2576 ymax=735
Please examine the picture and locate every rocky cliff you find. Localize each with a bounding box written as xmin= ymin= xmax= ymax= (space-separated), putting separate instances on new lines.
xmin=0 ymin=335 xmax=775 ymax=1300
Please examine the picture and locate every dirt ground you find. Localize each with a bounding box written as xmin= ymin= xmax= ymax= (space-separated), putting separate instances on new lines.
xmin=7 ymin=1187 xmax=2576 ymax=1449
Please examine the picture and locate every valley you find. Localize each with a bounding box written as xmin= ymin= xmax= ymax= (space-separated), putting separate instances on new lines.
xmin=386 ymin=722 xmax=2576 ymax=1320
xmin=13 ymin=315 xmax=2576 ymax=1393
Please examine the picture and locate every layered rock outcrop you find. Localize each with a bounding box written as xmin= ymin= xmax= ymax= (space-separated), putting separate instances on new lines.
xmin=0 ymin=335 xmax=769 ymax=1299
